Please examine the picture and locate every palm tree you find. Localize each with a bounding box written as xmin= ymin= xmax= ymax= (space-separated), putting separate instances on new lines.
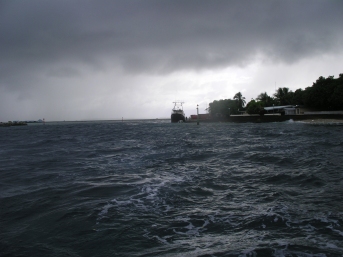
xmin=233 ymin=92 xmax=246 ymax=108
xmin=256 ymin=92 xmax=274 ymax=107
xmin=274 ymin=87 xmax=291 ymax=105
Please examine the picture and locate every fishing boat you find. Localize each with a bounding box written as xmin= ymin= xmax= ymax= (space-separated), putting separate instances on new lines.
xmin=171 ymin=101 xmax=186 ymax=123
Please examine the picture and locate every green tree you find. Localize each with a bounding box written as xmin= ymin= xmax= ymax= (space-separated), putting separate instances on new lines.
xmin=256 ymin=92 xmax=274 ymax=107
xmin=210 ymin=73 xmax=343 ymax=116
xmin=246 ymin=100 xmax=265 ymax=115
xmin=274 ymin=87 xmax=293 ymax=105
xmin=209 ymin=99 xmax=239 ymax=117
xmin=292 ymin=89 xmax=304 ymax=105
xmin=303 ymin=75 xmax=341 ymax=110
xmin=330 ymin=84 xmax=343 ymax=110
xmin=233 ymin=92 xmax=246 ymax=109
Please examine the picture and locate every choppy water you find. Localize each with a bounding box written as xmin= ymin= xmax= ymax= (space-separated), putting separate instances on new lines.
xmin=1 ymin=120 xmax=343 ymax=257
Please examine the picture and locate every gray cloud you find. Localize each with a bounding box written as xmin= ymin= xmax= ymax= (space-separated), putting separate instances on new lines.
xmin=2 ymin=1 xmax=342 ymax=74
xmin=1 ymin=0 xmax=342 ymax=121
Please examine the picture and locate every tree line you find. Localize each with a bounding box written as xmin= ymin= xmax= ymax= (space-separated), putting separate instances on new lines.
xmin=208 ymin=92 xmax=246 ymax=117
xmin=208 ymin=74 xmax=343 ymax=116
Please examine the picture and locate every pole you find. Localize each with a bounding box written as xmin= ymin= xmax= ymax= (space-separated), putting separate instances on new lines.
xmin=197 ymin=104 xmax=199 ymax=125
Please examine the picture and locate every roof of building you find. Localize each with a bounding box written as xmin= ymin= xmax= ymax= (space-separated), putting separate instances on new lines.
xmin=264 ymin=105 xmax=295 ymax=111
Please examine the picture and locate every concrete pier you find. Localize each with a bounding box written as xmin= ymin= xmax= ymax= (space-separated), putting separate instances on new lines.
xmin=188 ymin=114 xmax=343 ymax=123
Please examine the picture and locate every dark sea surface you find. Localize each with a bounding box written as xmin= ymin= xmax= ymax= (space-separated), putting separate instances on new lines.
xmin=1 ymin=120 xmax=343 ymax=257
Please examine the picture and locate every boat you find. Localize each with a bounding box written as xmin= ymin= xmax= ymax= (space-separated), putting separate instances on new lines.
xmin=171 ymin=101 xmax=186 ymax=123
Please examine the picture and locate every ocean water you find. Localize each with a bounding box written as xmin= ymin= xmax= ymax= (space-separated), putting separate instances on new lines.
xmin=1 ymin=120 xmax=343 ymax=257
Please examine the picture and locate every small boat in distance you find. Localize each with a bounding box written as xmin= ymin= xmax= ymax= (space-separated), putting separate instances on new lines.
xmin=171 ymin=101 xmax=186 ymax=123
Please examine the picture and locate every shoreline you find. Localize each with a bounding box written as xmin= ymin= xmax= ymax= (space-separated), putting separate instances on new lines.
xmin=0 ymin=121 xmax=28 ymax=127
xmin=188 ymin=114 xmax=343 ymax=124
xmin=298 ymin=118 xmax=343 ymax=123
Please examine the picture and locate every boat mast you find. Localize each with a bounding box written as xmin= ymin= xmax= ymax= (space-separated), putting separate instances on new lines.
xmin=173 ymin=101 xmax=184 ymax=110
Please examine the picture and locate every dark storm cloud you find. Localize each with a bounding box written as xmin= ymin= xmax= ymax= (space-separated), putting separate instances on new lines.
xmin=1 ymin=0 xmax=343 ymax=80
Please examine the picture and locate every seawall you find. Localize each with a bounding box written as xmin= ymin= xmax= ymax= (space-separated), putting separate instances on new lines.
xmin=189 ymin=114 xmax=343 ymax=123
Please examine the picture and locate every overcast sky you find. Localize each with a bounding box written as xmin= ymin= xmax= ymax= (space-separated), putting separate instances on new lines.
xmin=1 ymin=0 xmax=342 ymax=121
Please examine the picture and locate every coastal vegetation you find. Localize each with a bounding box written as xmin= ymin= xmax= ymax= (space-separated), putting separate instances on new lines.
xmin=208 ymin=74 xmax=343 ymax=116
xmin=0 ymin=121 xmax=27 ymax=127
